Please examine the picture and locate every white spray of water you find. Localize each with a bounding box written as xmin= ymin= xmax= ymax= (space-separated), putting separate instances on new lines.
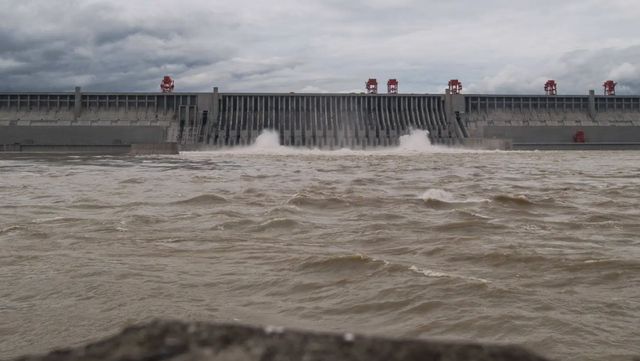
xmin=420 ymin=189 xmax=456 ymax=203
xmin=397 ymin=129 xmax=433 ymax=151
xmin=181 ymin=128 xmax=495 ymax=157
xmin=419 ymin=188 xmax=491 ymax=204
xmin=251 ymin=130 xmax=282 ymax=150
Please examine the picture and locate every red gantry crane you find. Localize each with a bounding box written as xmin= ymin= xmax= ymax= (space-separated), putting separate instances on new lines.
xmin=387 ymin=79 xmax=398 ymax=94
xmin=544 ymin=80 xmax=557 ymax=95
xmin=603 ymin=80 xmax=617 ymax=96
xmin=366 ymin=79 xmax=378 ymax=94
xmin=448 ymin=79 xmax=462 ymax=94
xmin=161 ymin=76 xmax=175 ymax=93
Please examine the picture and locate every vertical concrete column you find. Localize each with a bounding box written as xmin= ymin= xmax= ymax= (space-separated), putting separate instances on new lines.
xmin=588 ymin=90 xmax=596 ymax=120
xmin=373 ymin=97 xmax=381 ymax=148
xmin=304 ymin=97 xmax=313 ymax=148
xmin=208 ymin=87 xmax=219 ymax=145
xmin=317 ymin=97 xmax=325 ymax=149
xmin=241 ymin=96 xmax=250 ymax=146
xmin=294 ymin=96 xmax=302 ymax=147
xmin=336 ymin=97 xmax=345 ymax=149
xmin=444 ymin=89 xmax=453 ymax=128
xmin=74 ymin=86 xmax=81 ymax=121
xmin=212 ymin=87 xmax=219 ymax=122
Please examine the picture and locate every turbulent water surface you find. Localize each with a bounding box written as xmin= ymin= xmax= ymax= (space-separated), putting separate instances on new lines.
xmin=1 ymin=131 xmax=639 ymax=361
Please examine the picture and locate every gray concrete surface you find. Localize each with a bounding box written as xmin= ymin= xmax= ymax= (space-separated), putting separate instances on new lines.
xmin=479 ymin=126 xmax=640 ymax=143
xmin=1 ymin=145 xmax=131 ymax=153
xmin=213 ymin=94 xmax=457 ymax=149
xmin=6 ymin=319 xmax=555 ymax=361
xmin=513 ymin=143 xmax=640 ymax=151
xmin=463 ymin=94 xmax=640 ymax=131
xmin=0 ymin=126 xmax=166 ymax=146
xmin=0 ymin=88 xmax=462 ymax=148
xmin=131 ymin=143 xmax=179 ymax=155
xmin=459 ymin=138 xmax=513 ymax=150
xmin=2 ymin=88 xmax=640 ymax=150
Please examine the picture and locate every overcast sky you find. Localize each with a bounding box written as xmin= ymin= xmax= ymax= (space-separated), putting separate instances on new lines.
xmin=1 ymin=0 xmax=639 ymax=94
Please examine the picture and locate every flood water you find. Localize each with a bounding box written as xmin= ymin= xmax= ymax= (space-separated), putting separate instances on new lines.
xmin=1 ymin=131 xmax=639 ymax=361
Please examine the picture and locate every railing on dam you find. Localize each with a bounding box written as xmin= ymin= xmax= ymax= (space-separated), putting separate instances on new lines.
xmin=211 ymin=94 xmax=461 ymax=148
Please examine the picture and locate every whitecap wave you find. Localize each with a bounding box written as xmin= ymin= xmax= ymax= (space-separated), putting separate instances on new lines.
xmin=420 ymin=189 xmax=489 ymax=204
xmin=410 ymin=265 xmax=491 ymax=284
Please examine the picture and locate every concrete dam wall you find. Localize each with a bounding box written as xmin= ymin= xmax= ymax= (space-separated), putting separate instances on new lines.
xmin=214 ymin=93 xmax=462 ymax=149
xmin=464 ymin=92 xmax=640 ymax=127
xmin=2 ymin=87 xmax=640 ymax=151
xmin=0 ymin=88 xmax=188 ymax=148
xmin=0 ymin=88 xmax=467 ymax=150
xmin=461 ymin=91 xmax=640 ymax=149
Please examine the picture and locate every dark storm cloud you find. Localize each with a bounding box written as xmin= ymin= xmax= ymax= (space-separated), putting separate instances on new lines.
xmin=0 ymin=0 xmax=244 ymax=91
xmin=1 ymin=0 xmax=640 ymax=94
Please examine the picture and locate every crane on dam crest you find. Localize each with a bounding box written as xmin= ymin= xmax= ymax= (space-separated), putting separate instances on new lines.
xmin=161 ymin=76 xmax=175 ymax=93
xmin=603 ymin=80 xmax=617 ymax=96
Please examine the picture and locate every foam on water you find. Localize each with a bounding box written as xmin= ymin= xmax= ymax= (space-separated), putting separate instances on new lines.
xmin=420 ymin=188 xmax=490 ymax=204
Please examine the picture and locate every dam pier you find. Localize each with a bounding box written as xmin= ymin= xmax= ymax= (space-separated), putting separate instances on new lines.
xmin=2 ymin=84 xmax=640 ymax=152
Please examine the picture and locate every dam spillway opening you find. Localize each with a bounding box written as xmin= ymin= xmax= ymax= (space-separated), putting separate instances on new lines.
xmin=202 ymin=94 xmax=461 ymax=150
xmin=205 ymin=128 xmax=446 ymax=154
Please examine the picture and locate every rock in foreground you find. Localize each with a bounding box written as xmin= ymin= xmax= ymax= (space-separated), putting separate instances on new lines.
xmin=8 ymin=319 xmax=553 ymax=361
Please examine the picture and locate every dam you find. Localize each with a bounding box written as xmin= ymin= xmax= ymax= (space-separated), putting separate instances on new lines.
xmin=2 ymin=86 xmax=640 ymax=152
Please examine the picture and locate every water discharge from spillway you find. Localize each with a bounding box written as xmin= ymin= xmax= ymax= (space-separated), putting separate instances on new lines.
xmin=194 ymin=128 xmax=479 ymax=156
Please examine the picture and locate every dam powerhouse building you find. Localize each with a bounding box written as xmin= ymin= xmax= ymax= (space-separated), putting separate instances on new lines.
xmin=1 ymin=78 xmax=640 ymax=152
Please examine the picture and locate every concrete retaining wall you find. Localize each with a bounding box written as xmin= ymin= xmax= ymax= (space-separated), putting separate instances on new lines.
xmin=20 ymin=145 xmax=130 ymax=153
xmin=479 ymin=126 xmax=640 ymax=144
xmin=131 ymin=143 xmax=179 ymax=155
xmin=0 ymin=126 xmax=166 ymax=146
xmin=513 ymin=143 xmax=640 ymax=151
xmin=463 ymin=94 xmax=640 ymax=130
xmin=459 ymin=137 xmax=513 ymax=150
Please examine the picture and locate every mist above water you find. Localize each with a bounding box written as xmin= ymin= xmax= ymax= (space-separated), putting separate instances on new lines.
xmin=396 ymin=129 xmax=435 ymax=152
xmin=195 ymin=128 xmax=468 ymax=155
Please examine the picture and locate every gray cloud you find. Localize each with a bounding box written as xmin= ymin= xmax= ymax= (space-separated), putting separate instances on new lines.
xmin=0 ymin=0 xmax=240 ymax=91
xmin=1 ymin=0 xmax=639 ymax=94
xmin=467 ymin=45 xmax=640 ymax=95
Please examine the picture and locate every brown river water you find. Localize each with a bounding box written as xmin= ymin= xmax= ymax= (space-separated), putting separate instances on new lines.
xmin=1 ymin=132 xmax=639 ymax=361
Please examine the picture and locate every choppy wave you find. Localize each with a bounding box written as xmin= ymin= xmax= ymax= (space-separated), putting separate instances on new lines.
xmin=119 ymin=177 xmax=147 ymax=184
xmin=419 ymin=189 xmax=489 ymax=209
xmin=493 ymin=194 xmax=534 ymax=206
xmin=298 ymin=253 xmax=388 ymax=271
xmin=1 ymin=149 xmax=640 ymax=361
xmin=254 ymin=218 xmax=301 ymax=231
xmin=171 ymin=194 xmax=229 ymax=205
xmin=409 ymin=265 xmax=491 ymax=284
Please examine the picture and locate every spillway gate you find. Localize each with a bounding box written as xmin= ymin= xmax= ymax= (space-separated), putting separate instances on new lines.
xmin=207 ymin=93 xmax=465 ymax=149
